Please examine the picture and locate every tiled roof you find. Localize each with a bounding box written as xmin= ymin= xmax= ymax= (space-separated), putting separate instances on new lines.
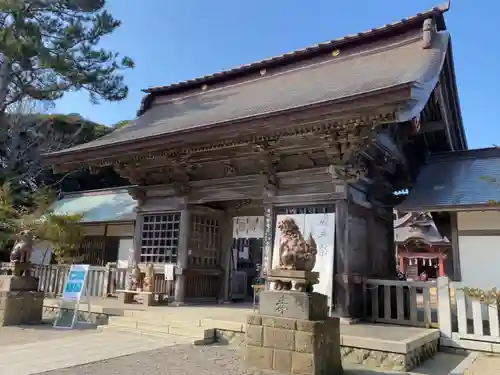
xmin=394 ymin=213 xmax=449 ymax=244
xmin=397 ymin=148 xmax=500 ymax=212
xmin=52 ymin=188 xmax=137 ymax=222
xmin=49 ymin=29 xmax=450 ymax=156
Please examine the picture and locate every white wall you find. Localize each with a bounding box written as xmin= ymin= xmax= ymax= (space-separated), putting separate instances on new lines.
xmin=117 ymin=238 xmax=134 ymax=269
xmin=457 ymin=211 xmax=500 ymax=231
xmin=457 ymin=211 xmax=500 ymax=289
xmin=458 ymin=235 xmax=500 ymax=289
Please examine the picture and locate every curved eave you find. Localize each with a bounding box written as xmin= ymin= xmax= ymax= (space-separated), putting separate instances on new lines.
xmin=44 ymin=84 xmax=413 ymax=166
xmin=444 ymin=39 xmax=467 ymax=150
xmin=433 ymin=8 xmax=467 ymax=151
xmin=397 ymin=238 xmax=451 ymax=247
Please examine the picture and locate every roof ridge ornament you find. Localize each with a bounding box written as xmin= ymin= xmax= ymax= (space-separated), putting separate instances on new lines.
xmin=422 ymin=18 xmax=436 ymax=49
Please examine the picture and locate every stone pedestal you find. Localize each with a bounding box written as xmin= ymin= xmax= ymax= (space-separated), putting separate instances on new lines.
xmin=245 ymin=270 xmax=343 ymax=374
xmin=0 ymin=275 xmax=44 ymax=326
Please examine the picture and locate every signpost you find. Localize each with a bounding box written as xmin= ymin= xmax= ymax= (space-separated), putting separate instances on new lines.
xmin=53 ymin=264 xmax=92 ymax=329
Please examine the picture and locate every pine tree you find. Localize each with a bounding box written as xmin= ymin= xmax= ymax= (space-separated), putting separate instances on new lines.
xmin=0 ymin=0 xmax=134 ymax=113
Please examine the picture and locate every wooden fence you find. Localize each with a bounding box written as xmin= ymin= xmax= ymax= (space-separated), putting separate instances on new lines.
xmin=0 ymin=262 xmax=175 ymax=298
xmin=4 ymin=262 xmax=499 ymax=353
xmin=438 ymin=276 xmax=500 ymax=352
xmin=366 ymin=277 xmax=500 ymax=353
xmin=364 ymin=278 xmax=438 ymax=328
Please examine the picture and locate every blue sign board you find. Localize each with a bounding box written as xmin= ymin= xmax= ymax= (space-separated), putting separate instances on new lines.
xmin=62 ymin=265 xmax=89 ymax=300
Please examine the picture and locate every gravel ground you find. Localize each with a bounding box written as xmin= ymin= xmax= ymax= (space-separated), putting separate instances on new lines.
xmin=34 ymin=344 xmax=394 ymax=375
xmin=35 ymin=344 xmax=276 ymax=375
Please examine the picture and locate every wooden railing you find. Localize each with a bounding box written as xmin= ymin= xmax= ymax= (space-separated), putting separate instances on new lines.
xmin=438 ymin=277 xmax=500 ymax=352
xmin=364 ymin=278 xmax=438 ymax=328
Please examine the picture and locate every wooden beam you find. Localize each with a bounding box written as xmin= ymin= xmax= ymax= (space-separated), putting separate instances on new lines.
xmin=435 ymin=83 xmax=456 ymax=151
xmin=419 ymin=120 xmax=446 ymax=133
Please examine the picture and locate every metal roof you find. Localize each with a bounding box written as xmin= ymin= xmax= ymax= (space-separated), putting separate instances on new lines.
xmin=142 ymin=3 xmax=449 ymax=96
xmin=52 ymin=188 xmax=137 ymax=223
xmin=48 ymin=27 xmax=451 ymax=156
xmin=397 ymin=148 xmax=500 ymax=212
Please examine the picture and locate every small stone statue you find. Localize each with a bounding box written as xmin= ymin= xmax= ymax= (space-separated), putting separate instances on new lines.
xmin=126 ymin=265 xmax=142 ymax=291
xmin=277 ymin=218 xmax=317 ymax=271
xmin=143 ymin=263 xmax=155 ymax=292
xmin=10 ymin=230 xmax=34 ymax=276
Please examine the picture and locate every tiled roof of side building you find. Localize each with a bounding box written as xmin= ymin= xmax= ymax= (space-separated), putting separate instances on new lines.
xmin=45 ymin=3 xmax=452 ymax=157
xmin=53 ymin=187 xmax=137 ymax=222
xmin=398 ymin=148 xmax=500 ymax=212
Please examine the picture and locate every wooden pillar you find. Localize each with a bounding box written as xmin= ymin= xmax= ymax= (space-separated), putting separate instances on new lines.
xmin=333 ymin=200 xmax=355 ymax=320
xmin=133 ymin=213 xmax=144 ymax=264
xmin=262 ymin=205 xmax=274 ymax=286
xmin=438 ymin=255 xmax=445 ymax=277
xmin=174 ymin=208 xmax=191 ymax=304
xmin=399 ymin=255 xmax=405 ymax=274
xmin=220 ymin=211 xmax=234 ymax=302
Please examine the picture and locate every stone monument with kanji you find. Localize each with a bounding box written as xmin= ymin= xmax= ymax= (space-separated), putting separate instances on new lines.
xmin=245 ymin=218 xmax=343 ymax=374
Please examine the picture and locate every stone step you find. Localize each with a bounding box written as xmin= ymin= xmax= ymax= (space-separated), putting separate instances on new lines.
xmin=120 ymin=310 xmax=246 ymax=332
xmin=121 ymin=310 xmax=205 ymax=326
xmin=99 ymin=325 xmax=214 ymax=345
xmin=106 ymin=316 xmax=215 ymax=345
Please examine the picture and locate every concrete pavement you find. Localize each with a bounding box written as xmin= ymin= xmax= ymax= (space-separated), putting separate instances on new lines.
xmin=0 ymin=324 xmax=495 ymax=375
xmin=0 ymin=328 xmax=190 ymax=375
xmin=461 ymin=354 xmax=500 ymax=375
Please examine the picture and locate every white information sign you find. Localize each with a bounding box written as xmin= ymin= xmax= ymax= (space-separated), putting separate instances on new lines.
xmin=272 ymin=213 xmax=335 ymax=310
xmin=53 ymin=264 xmax=92 ymax=329
xmin=164 ymin=264 xmax=175 ymax=281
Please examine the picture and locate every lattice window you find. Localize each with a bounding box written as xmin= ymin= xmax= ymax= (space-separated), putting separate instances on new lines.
xmin=189 ymin=215 xmax=220 ymax=267
xmin=78 ymin=236 xmax=106 ymax=266
xmin=141 ymin=213 xmax=181 ymax=263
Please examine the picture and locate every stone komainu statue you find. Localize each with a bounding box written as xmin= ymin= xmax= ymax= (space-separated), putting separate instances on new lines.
xmin=277 ymin=218 xmax=317 ymax=271
xmin=10 ymin=229 xmax=35 ymax=276
xmin=126 ymin=265 xmax=142 ymax=291
xmin=143 ymin=263 xmax=155 ymax=292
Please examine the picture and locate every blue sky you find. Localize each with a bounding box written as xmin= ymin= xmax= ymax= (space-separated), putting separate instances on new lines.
xmin=53 ymin=0 xmax=497 ymax=149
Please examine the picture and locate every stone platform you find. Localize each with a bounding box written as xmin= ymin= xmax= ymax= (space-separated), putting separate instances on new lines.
xmin=0 ymin=275 xmax=44 ymax=326
xmin=245 ymin=288 xmax=342 ymax=375
xmin=246 ymin=314 xmax=342 ymax=374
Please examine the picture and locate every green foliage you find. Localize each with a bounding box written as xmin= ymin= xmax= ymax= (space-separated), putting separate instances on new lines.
xmin=32 ymin=113 xmax=113 ymax=145
xmin=0 ymin=182 xmax=83 ymax=263
xmin=479 ymin=176 xmax=500 ymax=205
xmin=0 ymin=0 xmax=134 ymax=110
xmin=0 ymin=112 xmax=127 ymax=196
xmin=112 ymin=119 xmax=130 ymax=129
xmin=464 ymin=286 xmax=500 ymax=306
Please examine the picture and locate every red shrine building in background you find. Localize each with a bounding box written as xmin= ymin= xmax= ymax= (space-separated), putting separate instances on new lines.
xmin=394 ymin=212 xmax=451 ymax=280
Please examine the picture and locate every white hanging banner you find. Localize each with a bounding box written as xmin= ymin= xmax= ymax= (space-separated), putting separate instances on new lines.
xmin=53 ymin=264 xmax=92 ymax=330
xmin=233 ymin=216 xmax=265 ymax=239
xmin=303 ymin=213 xmax=335 ymax=309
